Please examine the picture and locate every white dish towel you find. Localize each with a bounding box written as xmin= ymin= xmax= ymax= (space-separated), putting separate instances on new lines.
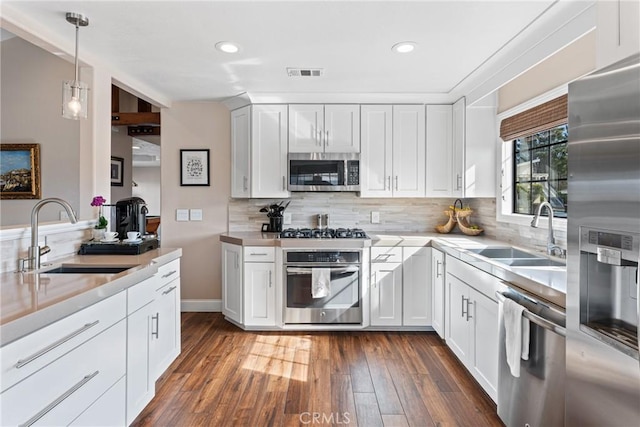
xmin=311 ymin=268 xmax=331 ymax=299
xmin=503 ymin=298 xmax=530 ymax=377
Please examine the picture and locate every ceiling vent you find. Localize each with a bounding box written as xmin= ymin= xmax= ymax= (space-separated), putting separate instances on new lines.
xmin=287 ymin=68 xmax=324 ymax=77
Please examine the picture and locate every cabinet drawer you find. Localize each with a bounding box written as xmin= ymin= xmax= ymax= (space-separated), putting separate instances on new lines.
xmin=156 ymin=259 xmax=180 ymax=290
xmin=371 ymin=247 xmax=403 ymax=263
xmin=0 ymin=320 xmax=126 ymax=426
xmin=244 ymin=247 xmax=275 ymax=262
xmin=127 ymin=276 xmax=157 ymax=315
xmin=0 ymin=292 xmax=126 ymax=393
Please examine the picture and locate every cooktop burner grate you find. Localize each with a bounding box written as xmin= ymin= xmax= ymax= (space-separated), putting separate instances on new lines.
xmin=280 ymin=228 xmax=368 ymax=239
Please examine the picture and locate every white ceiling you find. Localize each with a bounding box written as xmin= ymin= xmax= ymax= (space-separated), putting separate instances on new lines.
xmin=1 ymin=0 xmax=577 ymax=105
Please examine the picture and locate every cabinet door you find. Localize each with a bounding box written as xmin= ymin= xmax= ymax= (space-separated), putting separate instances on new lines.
xmin=251 ymin=105 xmax=290 ymax=198
xmin=360 ymin=105 xmax=393 ymax=197
xmin=288 ymin=105 xmax=324 ymax=152
xmin=402 ymin=247 xmax=432 ymax=326
xmin=470 ymin=288 xmax=499 ymax=402
xmin=426 ymin=105 xmax=454 ymax=197
xmin=392 ymin=105 xmax=426 ymax=197
xmin=244 ymin=262 xmax=276 ymax=326
xmin=222 ymin=243 xmax=243 ymax=324
xmin=431 ymin=249 xmax=445 ymax=338
xmin=126 ymin=301 xmax=155 ymax=425
xmin=465 ymin=105 xmax=497 ymax=198
xmin=154 ymin=278 xmax=180 ymax=379
xmin=445 ymin=273 xmax=471 ymax=364
xmin=452 ymin=97 xmax=465 ymax=197
xmin=324 ymin=105 xmax=360 ymax=153
xmin=231 ymin=106 xmax=251 ymax=198
xmin=370 ymin=262 xmax=403 ymax=326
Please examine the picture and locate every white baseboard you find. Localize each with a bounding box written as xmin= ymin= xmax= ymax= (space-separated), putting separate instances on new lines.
xmin=181 ymin=299 xmax=222 ymax=312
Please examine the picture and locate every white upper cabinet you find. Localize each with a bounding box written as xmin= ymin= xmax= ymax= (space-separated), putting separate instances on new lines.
xmin=230 ymin=105 xmax=290 ymax=199
xmin=251 ymin=105 xmax=289 ymax=198
xmin=360 ymin=105 xmax=393 ymax=197
xmin=426 ymin=105 xmax=454 ymax=197
xmin=452 ymin=97 xmax=466 ymax=197
xmin=464 ymin=104 xmax=497 ymax=198
xmin=361 ymin=105 xmax=425 ymax=198
xmin=231 ymin=106 xmax=251 ymax=198
xmin=596 ymin=0 xmax=640 ymax=68
xmin=289 ymin=104 xmax=360 ymax=153
xmin=392 ymin=105 xmax=426 ymax=197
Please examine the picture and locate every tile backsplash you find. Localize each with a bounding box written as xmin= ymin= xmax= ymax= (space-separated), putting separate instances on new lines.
xmin=229 ymin=193 xmax=566 ymax=253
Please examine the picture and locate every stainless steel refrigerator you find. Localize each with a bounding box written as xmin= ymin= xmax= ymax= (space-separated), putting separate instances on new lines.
xmin=567 ymin=53 xmax=640 ymax=426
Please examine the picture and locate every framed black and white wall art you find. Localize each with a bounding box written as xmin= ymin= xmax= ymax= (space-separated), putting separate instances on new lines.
xmin=180 ymin=149 xmax=210 ymax=186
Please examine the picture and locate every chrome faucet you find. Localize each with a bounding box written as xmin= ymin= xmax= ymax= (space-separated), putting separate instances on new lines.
xmin=24 ymin=198 xmax=78 ymax=270
xmin=531 ymin=201 xmax=565 ymax=257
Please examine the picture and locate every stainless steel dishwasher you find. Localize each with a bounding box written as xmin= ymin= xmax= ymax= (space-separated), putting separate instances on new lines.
xmin=496 ymin=286 xmax=566 ymax=427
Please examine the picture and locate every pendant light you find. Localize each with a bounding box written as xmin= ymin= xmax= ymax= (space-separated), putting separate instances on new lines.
xmin=62 ymin=12 xmax=89 ymax=120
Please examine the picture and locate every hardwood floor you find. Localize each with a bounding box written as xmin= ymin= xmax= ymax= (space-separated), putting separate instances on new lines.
xmin=132 ymin=313 xmax=503 ymax=427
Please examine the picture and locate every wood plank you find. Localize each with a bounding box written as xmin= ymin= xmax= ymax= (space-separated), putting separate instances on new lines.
xmin=348 ymin=334 xmax=375 ymax=393
xmin=331 ymin=374 xmax=358 ymax=426
xmin=354 ymin=392 xmax=384 ymax=427
xmin=385 ymin=356 xmax=436 ymax=427
xmin=308 ymin=358 xmax=332 ymax=416
xmin=284 ymin=347 xmax=312 ymax=414
xmin=382 ymin=414 xmax=410 ymax=427
xmin=130 ymin=372 xmax=189 ymax=426
xmin=365 ymin=349 xmax=404 ymax=415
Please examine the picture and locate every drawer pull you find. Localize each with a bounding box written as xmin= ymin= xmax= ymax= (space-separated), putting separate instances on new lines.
xmin=161 ymin=270 xmax=177 ymax=279
xmin=162 ymin=285 xmax=177 ymax=295
xmin=152 ymin=314 xmax=159 ymax=339
xmin=19 ymin=370 xmax=99 ymax=427
xmin=16 ymin=320 xmax=100 ymax=369
xmin=250 ymin=253 xmax=269 ymax=256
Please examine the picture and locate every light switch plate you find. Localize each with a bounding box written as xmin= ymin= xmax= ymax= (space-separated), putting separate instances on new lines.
xmin=190 ymin=209 xmax=203 ymax=221
xmin=283 ymin=212 xmax=292 ymax=225
xmin=176 ymin=209 xmax=189 ymax=221
xmin=371 ymin=211 xmax=380 ymax=224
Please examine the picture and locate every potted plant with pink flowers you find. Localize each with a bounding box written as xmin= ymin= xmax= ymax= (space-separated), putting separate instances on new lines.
xmin=91 ymin=196 xmax=108 ymax=240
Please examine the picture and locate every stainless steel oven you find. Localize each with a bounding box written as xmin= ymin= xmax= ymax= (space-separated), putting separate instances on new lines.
xmin=284 ymin=250 xmax=362 ymax=324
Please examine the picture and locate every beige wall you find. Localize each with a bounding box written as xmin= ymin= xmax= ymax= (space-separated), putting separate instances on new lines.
xmin=161 ymin=102 xmax=230 ymax=300
xmin=0 ymin=37 xmax=81 ymax=225
xmin=498 ymin=31 xmax=596 ymax=113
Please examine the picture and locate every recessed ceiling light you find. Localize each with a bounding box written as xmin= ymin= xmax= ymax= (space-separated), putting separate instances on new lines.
xmin=392 ymin=41 xmax=417 ymax=53
xmin=215 ymin=41 xmax=240 ymax=54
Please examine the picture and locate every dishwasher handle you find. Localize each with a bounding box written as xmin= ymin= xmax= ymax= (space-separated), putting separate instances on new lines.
xmin=496 ymin=291 xmax=566 ymax=337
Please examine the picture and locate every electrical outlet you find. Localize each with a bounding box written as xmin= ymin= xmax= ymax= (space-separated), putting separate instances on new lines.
xmin=60 ymin=210 xmax=69 ymax=221
xmin=283 ymin=212 xmax=292 ymax=225
xmin=371 ymin=211 xmax=380 ymax=224
xmin=190 ymin=209 xmax=203 ymax=221
xmin=176 ymin=209 xmax=189 ymax=221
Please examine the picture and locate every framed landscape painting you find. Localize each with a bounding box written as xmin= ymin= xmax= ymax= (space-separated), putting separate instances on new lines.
xmin=0 ymin=143 xmax=41 ymax=199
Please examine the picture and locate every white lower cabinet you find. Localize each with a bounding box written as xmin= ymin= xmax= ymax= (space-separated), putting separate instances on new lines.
xmin=370 ymin=247 xmax=431 ymax=327
xmin=244 ymin=262 xmax=276 ymax=326
xmin=445 ymin=256 xmax=500 ymax=402
xmin=431 ymin=248 xmax=445 ymax=338
xmin=154 ymin=268 xmax=181 ymax=378
xmin=222 ymin=243 xmax=243 ymax=324
xmin=71 ymin=376 xmax=127 ymax=426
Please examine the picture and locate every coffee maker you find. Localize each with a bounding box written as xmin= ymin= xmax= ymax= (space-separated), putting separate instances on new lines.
xmin=115 ymin=197 xmax=148 ymax=239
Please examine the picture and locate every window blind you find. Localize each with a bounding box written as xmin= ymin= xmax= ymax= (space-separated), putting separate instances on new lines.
xmin=499 ymin=94 xmax=568 ymax=141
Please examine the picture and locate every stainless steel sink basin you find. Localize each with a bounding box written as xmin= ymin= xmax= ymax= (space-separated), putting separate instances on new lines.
xmin=41 ymin=265 xmax=132 ymax=274
xmin=491 ymin=258 xmax=565 ymax=267
xmin=467 ymin=247 xmax=542 ymax=259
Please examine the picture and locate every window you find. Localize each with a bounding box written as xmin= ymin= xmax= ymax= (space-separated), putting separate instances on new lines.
xmin=513 ymin=124 xmax=568 ymax=217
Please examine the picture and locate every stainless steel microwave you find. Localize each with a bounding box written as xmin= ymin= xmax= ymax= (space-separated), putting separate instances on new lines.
xmin=288 ymin=153 xmax=360 ymax=192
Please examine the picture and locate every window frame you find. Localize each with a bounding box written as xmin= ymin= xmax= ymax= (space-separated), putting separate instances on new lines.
xmin=496 ymin=86 xmax=568 ymax=231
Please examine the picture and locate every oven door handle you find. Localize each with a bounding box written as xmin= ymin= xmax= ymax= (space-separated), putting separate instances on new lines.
xmin=286 ymin=266 xmax=359 ymax=275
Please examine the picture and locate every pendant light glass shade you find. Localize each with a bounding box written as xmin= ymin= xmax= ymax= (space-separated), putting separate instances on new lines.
xmin=62 ymin=12 xmax=89 ymax=120
xmin=62 ymin=80 xmax=88 ymax=119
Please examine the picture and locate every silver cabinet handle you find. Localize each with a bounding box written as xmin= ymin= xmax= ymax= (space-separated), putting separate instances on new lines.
xmin=16 ymin=321 xmax=100 ymax=369
xmin=395 ymin=176 xmax=399 ymax=191
xmin=325 ymin=130 xmax=329 ymax=145
xmin=466 ymin=300 xmax=473 ymax=321
xmin=235 ymin=252 xmax=239 ymax=269
xmin=436 ymin=260 xmax=442 ymax=277
xmin=373 ymin=254 xmax=396 ymax=262
xmin=250 ymin=253 xmax=269 ymax=256
xmin=243 ymin=176 xmax=248 ymax=192
xmin=461 ymin=295 xmax=467 ymax=318
xmin=151 ymin=313 xmax=159 ymax=339
xmin=386 ymin=176 xmax=391 ymax=191
xmin=19 ymin=371 xmax=99 ymax=427
xmin=161 ymin=270 xmax=177 ymax=279
xmin=162 ymin=285 xmax=177 ymax=295
xmin=456 ymin=174 xmax=462 ymax=190
xmin=282 ymin=176 xmax=286 ymax=191
xmin=269 ymin=270 xmax=273 ymax=288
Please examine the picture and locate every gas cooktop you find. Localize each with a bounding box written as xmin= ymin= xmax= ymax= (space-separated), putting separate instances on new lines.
xmin=280 ymin=228 xmax=368 ymax=239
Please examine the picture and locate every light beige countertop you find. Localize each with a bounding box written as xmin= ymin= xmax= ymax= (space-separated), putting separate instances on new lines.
xmin=0 ymin=248 xmax=181 ymax=346
xmin=220 ymin=231 xmax=567 ymax=308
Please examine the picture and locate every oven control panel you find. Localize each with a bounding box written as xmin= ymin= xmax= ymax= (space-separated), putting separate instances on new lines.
xmin=286 ymin=251 xmax=360 ymax=264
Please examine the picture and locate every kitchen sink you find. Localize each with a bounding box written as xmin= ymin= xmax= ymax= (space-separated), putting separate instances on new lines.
xmin=467 ymin=247 xmax=542 ymax=259
xmin=490 ymin=258 xmax=565 ymax=267
xmin=41 ymin=265 xmax=132 ymax=274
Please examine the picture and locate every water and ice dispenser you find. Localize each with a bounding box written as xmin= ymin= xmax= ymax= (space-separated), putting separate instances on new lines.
xmin=579 ymin=227 xmax=639 ymax=358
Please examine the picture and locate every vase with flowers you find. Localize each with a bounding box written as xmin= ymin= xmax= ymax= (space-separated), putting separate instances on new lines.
xmin=91 ymin=196 xmax=108 ymax=240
